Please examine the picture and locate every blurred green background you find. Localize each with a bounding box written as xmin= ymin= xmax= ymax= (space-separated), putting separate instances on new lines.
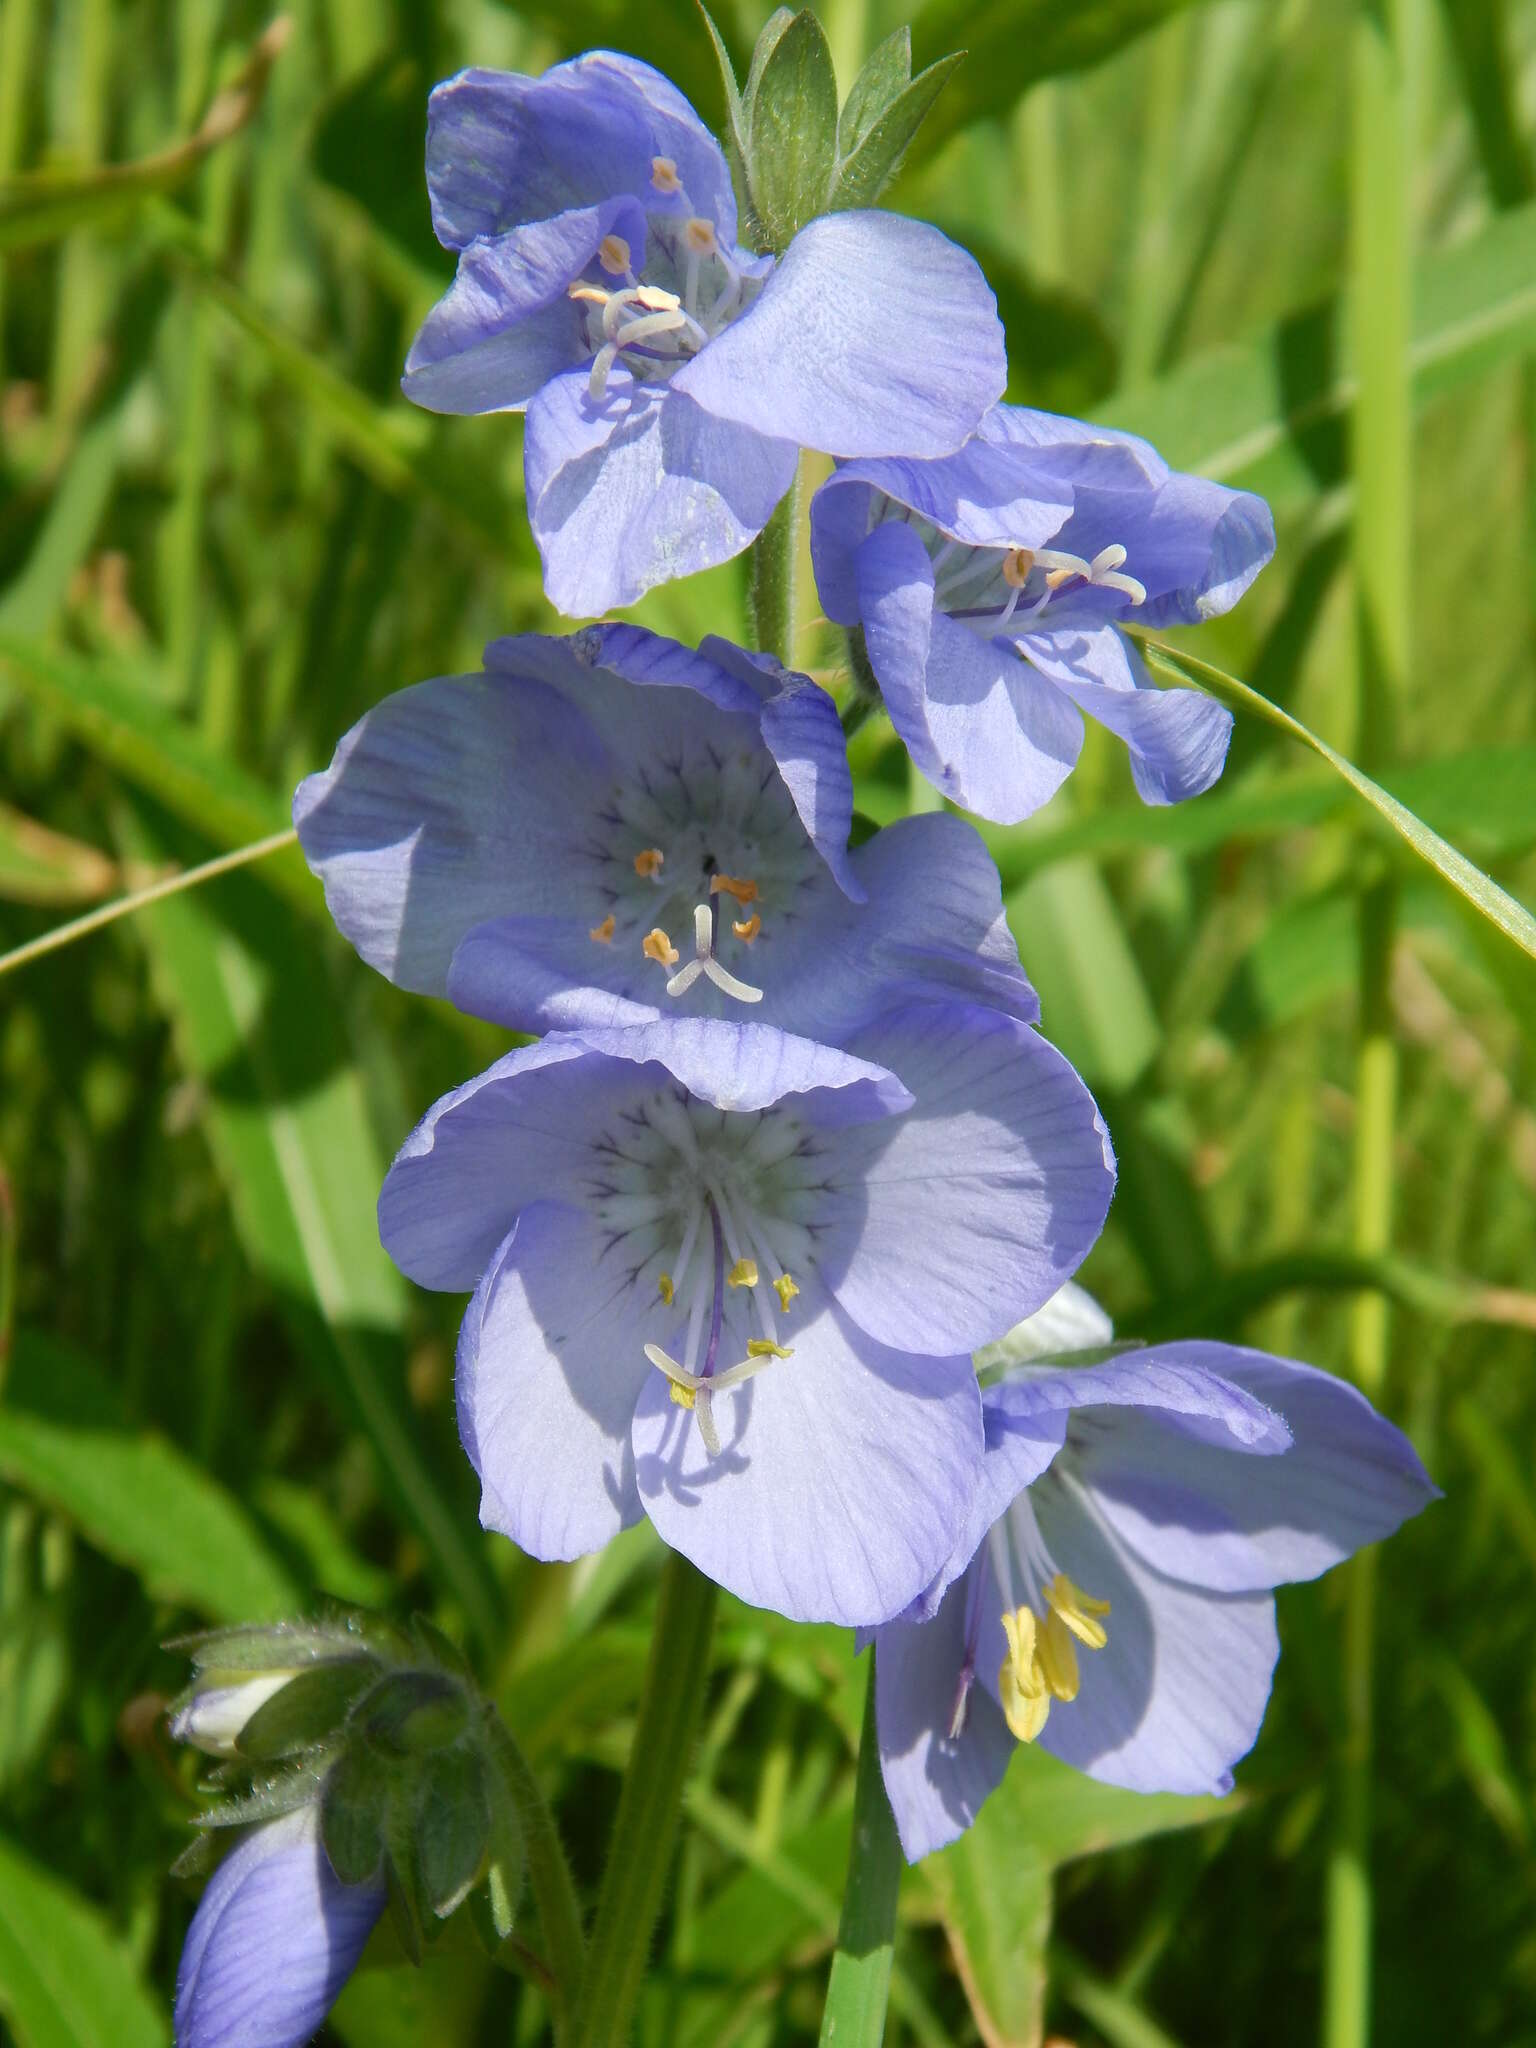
xmin=1 ymin=0 xmax=1534 ymax=2043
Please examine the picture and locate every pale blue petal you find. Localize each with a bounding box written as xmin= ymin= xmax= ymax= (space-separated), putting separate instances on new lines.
xmin=827 ymin=1002 xmax=1115 ymax=1354
xmin=632 ymin=1294 xmax=982 ymax=1625
xmin=982 ymin=1347 xmax=1292 ymax=1455
xmin=674 ymin=213 xmax=1004 ymax=458
xmin=1020 ymin=628 xmax=1232 ymax=805
xmin=1074 ymin=1345 xmax=1438 ymax=1593
xmin=857 ymin=521 xmax=1084 ymax=822
xmin=293 ymin=667 xmax=608 ymax=997
xmin=456 ymin=1205 xmax=646 ymax=1559
xmin=175 ymin=1807 xmax=383 ymax=2048
xmin=758 ymin=673 xmax=863 ymax=899
xmin=875 ymin=1580 xmax=1016 ymax=1861
xmin=426 ymin=56 xmax=737 ymax=248
xmin=1018 ymin=1472 xmax=1279 ymax=1795
xmin=525 ymin=368 xmax=797 ymax=615
xmin=402 ymin=199 xmax=645 ymax=415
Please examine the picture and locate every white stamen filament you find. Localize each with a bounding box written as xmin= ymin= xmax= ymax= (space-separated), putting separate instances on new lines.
xmin=666 ymin=903 xmax=763 ymax=1005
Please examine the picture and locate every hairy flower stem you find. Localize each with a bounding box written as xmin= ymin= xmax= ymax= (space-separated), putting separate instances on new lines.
xmin=818 ymin=1655 xmax=902 ymax=2047
xmin=485 ymin=1717 xmax=588 ymax=2043
xmin=568 ymin=1552 xmax=718 ymax=2048
xmin=749 ymin=472 xmax=801 ymax=665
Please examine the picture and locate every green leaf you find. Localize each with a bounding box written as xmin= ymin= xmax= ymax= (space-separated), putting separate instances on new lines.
xmin=0 ymin=804 xmax=117 ymax=907
xmin=322 ymin=1742 xmax=389 ymax=1887
xmin=925 ymin=1742 xmax=1240 ymax=2048
xmin=1004 ymin=857 xmax=1162 ymax=1090
xmin=118 ymin=809 xmax=503 ymax=1646
xmin=0 ymin=1334 xmax=298 ymax=1621
xmin=1102 ymin=200 xmax=1536 ymax=512
xmin=745 ymin=9 xmax=840 ymax=250
xmin=0 ymin=19 xmax=288 ymax=252
xmin=906 ymin=0 xmax=1219 ymax=166
xmin=838 ymin=28 xmax=913 ymax=155
xmin=418 ymin=1746 xmax=492 ymax=1918
xmin=0 ymin=636 xmax=310 ymax=909
xmin=236 ymin=1659 xmax=381 ymax=1760
xmin=831 ymin=53 xmax=964 ymax=212
xmin=0 ymin=1834 xmax=166 ymax=2048
xmin=1139 ymin=638 xmax=1536 ymax=961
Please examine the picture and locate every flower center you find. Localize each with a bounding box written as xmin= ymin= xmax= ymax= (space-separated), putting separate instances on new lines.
xmin=868 ymin=493 xmax=1148 ymax=639
xmin=582 ymin=1089 xmax=813 ymax=1457
xmin=569 ymin=181 xmax=766 ymax=401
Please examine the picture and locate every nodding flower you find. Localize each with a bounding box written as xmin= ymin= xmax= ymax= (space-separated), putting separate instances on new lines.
xmin=872 ymin=1288 xmax=1437 ymax=1861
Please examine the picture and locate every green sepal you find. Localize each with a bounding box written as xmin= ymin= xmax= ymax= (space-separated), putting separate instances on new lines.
xmin=744 ymin=9 xmax=840 ymax=250
xmin=831 ymin=50 xmax=965 ymax=212
xmin=478 ymin=1718 xmax=528 ymax=1942
xmin=320 ymin=1744 xmax=388 ymax=1887
xmin=743 ymin=7 xmax=798 ymax=104
xmin=170 ymin=1832 xmax=219 ymax=1881
xmin=417 ymin=1745 xmax=492 ymax=1920
xmin=837 ymin=27 xmax=913 ymax=155
xmin=697 ymin=4 xmax=757 ymax=239
xmin=167 ymin=1619 xmax=358 ymax=1674
xmin=235 ymin=1659 xmax=380 ymax=1761
xmin=192 ymin=1761 xmax=328 ymax=1829
xmin=409 ymin=1615 xmax=473 ymax=1682
xmin=357 ymin=1670 xmax=471 ymax=1759
xmin=383 ymin=1786 xmax=430 ymax=1963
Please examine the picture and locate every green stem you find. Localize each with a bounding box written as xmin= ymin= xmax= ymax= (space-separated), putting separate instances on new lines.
xmin=818 ymin=1654 xmax=902 ymax=2047
xmin=0 ymin=827 xmax=298 ymax=982
xmin=749 ymin=476 xmax=801 ymax=663
xmin=486 ymin=1717 xmax=588 ymax=2043
xmin=569 ymin=1551 xmax=718 ymax=2048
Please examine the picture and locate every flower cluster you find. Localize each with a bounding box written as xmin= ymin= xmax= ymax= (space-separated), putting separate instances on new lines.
xmin=170 ymin=30 xmax=1435 ymax=2046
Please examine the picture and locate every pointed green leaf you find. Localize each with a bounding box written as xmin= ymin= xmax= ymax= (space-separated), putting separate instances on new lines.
xmin=0 ymin=1833 xmax=167 ymax=2048
xmin=831 ymin=54 xmax=964 ymax=211
xmin=838 ymin=27 xmax=912 ymax=155
xmin=1139 ymin=638 xmax=1536 ymax=961
xmin=745 ymin=9 xmax=839 ymax=250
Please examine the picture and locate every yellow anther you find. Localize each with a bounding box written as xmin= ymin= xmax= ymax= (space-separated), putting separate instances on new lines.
xmin=1045 ymin=566 xmax=1077 ymax=590
xmin=589 ymin=913 xmax=616 ymax=945
xmin=684 ymin=216 xmax=717 ymax=254
xmin=998 ymin=1609 xmax=1051 ymax=1743
xmin=710 ymin=874 xmax=758 ymax=906
xmin=631 ymin=285 xmax=681 ymax=313
xmin=727 ymin=1258 xmax=759 ymax=1290
xmin=598 ymin=234 xmax=631 ymax=276
xmin=732 ymin=912 xmax=762 ymax=943
xmin=1036 ymin=1611 xmax=1081 ymax=1702
xmin=651 ymin=155 xmax=682 ymax=193
xmin=657 ymin=1272 xmax=674 ymax=1306
xmin=633 ymin=846 xmax=665 ymax=878
xmin=1042 ymin=1573 xmax=1110 ymax=1650
xmin=568 ymin=283 xmax=611 ymax=305
xmin=746 ymin=1338 xmax=793 ymax=1360
xmin=669 ymin=1381 xmax=696 ymax=1410
xmin=1002 ymin=547 xmax=1036 ymax=588
xmin=773 ymin=1273 xmax=800 ymax=1312
xmin=643 ymin=928 xmax=680 ymax=968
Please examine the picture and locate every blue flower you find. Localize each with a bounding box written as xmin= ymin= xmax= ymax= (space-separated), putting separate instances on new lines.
xmin=377 ymin=1009 xmax=1114 ymax=1627
xmin=872 ymin=1287 xmax=1437 ymax=1859
xmin=294 ymin=624 xmax=1038 ymax=1045
xmin=811 ymin=406 xmax=1276 ymax=823
xmin=174 ymin=1807 xmax=384 ymax=2048
xmin=403 ymin=54 xmax=1006 ymax=614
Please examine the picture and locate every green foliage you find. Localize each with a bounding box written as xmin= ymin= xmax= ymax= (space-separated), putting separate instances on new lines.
xmin=0 ymin=1 xmax=1533 ymax=2045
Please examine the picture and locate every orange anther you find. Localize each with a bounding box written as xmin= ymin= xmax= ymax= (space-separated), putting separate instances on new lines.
xmin=732 ymin=913 xmax=761 ymax=944
xmin=589 ymin=914 xmax=616 ymax=945
xmin=709 ymin=874 xmax=758 ymax=906
xmin=633 ymin=847 xmax=665 ymax=878
xmin=643 ymin=928 xmax=680 ymax=968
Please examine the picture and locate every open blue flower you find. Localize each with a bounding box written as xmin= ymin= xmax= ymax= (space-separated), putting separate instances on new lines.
xmin=175 ymin=1807 xmax=384 ymax=2048
xmin=873 ymin=1288 xmax=1437 ymax=1859
xmin=811 ymin=406 xmax=1275 ymax=823
xmin=403 ymin=54 xmax=1006 ymax=614
xmin=377 ymin=1008 xmax=1114 ymax=1627
xmin=294 ymin=624 xmax=1038 ymax=1045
